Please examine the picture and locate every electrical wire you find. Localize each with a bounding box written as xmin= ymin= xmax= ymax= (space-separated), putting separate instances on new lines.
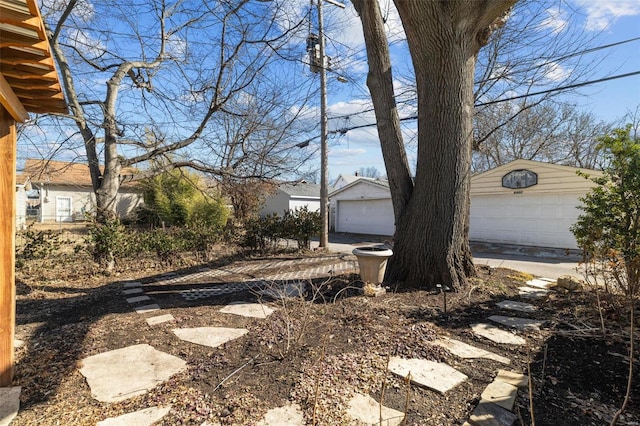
xmin=331 ymin=70 xmax=640 ymax=134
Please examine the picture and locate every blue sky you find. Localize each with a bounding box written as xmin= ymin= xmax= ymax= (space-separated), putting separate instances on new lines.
xmin=311 ymin=0 xmax=640 ymax=180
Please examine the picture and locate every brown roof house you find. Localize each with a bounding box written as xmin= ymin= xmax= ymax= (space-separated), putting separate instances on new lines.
xmin=23 ymin=159 xmax=143 ymax=222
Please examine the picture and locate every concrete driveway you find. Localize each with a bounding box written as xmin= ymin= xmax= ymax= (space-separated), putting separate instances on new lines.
xmin=319 ymin=233 xmax=583 ymax=279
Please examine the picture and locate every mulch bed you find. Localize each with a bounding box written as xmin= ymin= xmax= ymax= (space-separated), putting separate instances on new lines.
xmin=11 ymin=250 xmax=640 ymax=425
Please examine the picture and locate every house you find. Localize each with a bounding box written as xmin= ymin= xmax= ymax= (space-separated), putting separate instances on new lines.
xmin=329 ymin=178 xmax=394 ymax=236
xmin=260 ymin=181 xmax=323 ymax=217
xmin=469 ymin=159 xmax=601 ymax=249
xmin=330 ymin=159 xmax=602 ymax=249
xmin=23 ymin=159 xmax=144 ymax=222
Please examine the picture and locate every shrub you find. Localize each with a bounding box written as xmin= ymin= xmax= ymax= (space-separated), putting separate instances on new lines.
xmin=16 ymin=223 xmax=63 ymax=260
xmin=572 ymin=125 xmax=640 ymax=296
xmin=240 ymin=207 xmax=321 ymax=252
xmin=282 ymin=206 xmax=321 ymax=249
xmin=85 ymin=218 xmax=131 ymax=270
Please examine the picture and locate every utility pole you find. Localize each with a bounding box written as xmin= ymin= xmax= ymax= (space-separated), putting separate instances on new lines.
xmin=313 ymin=0 xmax=344 ymax=249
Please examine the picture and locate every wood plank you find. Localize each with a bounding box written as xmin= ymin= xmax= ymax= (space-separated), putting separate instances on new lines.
xmin=0 ymin=74 xmax=29 ymax=123
xmin=0 ymin=106 xmax=17 ymax=386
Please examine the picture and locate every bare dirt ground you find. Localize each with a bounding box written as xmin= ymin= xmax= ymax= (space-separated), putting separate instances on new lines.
xmin=12 ymin=247 xmax=640 ymax=426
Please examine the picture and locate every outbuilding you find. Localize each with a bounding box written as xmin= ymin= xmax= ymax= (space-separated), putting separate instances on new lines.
xmin=329 ymin=178 xmax=394 ymax=236
xmin=260 ymin=181 xmax=322 ymax=217
xmin=329 ymin=159 xmax=601 ymax=249
xmin=470 ymin=159 xmax=601 ymax=249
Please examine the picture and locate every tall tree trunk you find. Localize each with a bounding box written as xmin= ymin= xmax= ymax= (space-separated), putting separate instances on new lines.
xmin=382 ymin=0 xmax=514 ymax=290
xmin=351 ymin=0 xmax=413 ymax=224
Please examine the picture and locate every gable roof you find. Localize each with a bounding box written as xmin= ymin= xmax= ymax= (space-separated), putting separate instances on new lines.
xmin=23 ymin=159 xmax=139 ymax=188
xmin=329 ymin=176 xmax=390 ymax=197
xmin=278 ymin=181 xmax=323 ymax=198
xmin=0 ymin=0 xmax=67 ymax=119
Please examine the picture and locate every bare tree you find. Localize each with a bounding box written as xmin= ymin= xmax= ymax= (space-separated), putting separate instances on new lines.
xmin=357 ymin=166 xmax=382 ymax=179
xmin=473 ymin=101 xmax=613 ymax=172
xmin=36 ymin=0 xmax=313 ymax=220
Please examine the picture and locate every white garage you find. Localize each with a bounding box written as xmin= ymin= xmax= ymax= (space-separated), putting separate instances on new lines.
xmin=330 ymin=179 xmax=395 ymax=236
xmin=470 ymin=159 xmax=601 ymax=249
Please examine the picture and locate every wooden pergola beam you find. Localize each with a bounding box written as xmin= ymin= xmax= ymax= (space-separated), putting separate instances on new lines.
xmin=0 ymin=74 xmax=28 ymax=123
xmin=0 ymin=0 xmax=66 ymax=387
xmin=0 ymin=106 xmax=17 ymax=386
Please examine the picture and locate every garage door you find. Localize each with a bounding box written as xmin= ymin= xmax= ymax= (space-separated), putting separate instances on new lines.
xmin=470 ymin=193 xmax=583 ymax=249
xmin=336 ymin=199 xmax=394 ymax=236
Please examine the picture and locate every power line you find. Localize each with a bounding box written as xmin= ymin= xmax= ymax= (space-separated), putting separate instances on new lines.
xmin=331 ymin=70 xmax=640 ymax=134
xmin=327 ymin=36 xmax=640 ymax=122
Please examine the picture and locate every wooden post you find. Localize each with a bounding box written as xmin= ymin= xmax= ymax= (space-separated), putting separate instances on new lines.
xmin=0 ymin=106 xmax=17 ymax=386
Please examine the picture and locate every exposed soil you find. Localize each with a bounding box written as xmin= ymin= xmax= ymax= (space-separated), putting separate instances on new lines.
xmin=11 ymin=248 xmax=640 ymax=426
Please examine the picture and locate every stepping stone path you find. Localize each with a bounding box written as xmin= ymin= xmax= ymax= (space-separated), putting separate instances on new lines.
xmin=255 ymin=403 xmax=305 ymax=426
xmin=96 ymin=406 xmax=171 ymax=426
xmin=347 ymin=393 xmax=405 ymax=426
xmin=432 ymin=337 xmax=511 ymax=364
xmin=219 ymin=302 xmax=275 ymax=319
xmin=74 ymin=261 xmax=551 ymax=425
xmin=78 ymin=344 xmax=187 ymax=403
xmin=464 ymin=277 xmax=555 ymax=425
xmin=388 ymin=357 xmax=468 ymax=394
xmin=488 ymin=315 xmax=546 ymax=331
xmin=146 ymin=313 xmax=175 ymax=326
xmin=467 ymin=370 xmax=528 ymax=426
xmin=471 ymin=323 xmax=526 ymax=346
xmin=172 ymin=327 xmax=249 ymax=348
xmin=0 ymin=387 xmax=21 ymax=426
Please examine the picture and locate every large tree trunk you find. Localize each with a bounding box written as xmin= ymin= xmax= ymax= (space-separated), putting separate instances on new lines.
xmin=351 ymin=0 xmax=413 ymax=223
xmin=382 ymin=1 xmax=514 ymax=290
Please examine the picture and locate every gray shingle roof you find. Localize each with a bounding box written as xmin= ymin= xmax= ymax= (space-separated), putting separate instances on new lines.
xmin=278 ymin=181 xmax=325 ymax=197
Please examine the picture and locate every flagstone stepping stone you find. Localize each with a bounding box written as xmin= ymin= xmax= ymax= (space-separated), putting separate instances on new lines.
xmin=135 ymin=304 xmax=160 ymax=314
xmin=388 ymin=357 xmax=467 ymax=394
xmin=432 ymin=337 xmax=510 ymax=364
xmin=496 ymin=370 xmax=528 ymax=388
xmin=96 ymin=406 xmax=171 ymax=426
xmin=471 ymin=323 xmax=526 ymax=346
xmin=468 ymin=400 xmax=517 ymax=426
xmin=173 ymin=327 xmax=248 ymax=348
xmin=481 ymin=380 xmax=518 ymax=411
xmin=123 ymin=281 xmax=142 ymax=288
xmin=518 ymin=286 xmax=549 ymax=298
xmin=496 ymin=300 xmax=537 ymax=313
xmin=488 ymin=315 xmax=545 ymax=331
xmin=126 ymin=295 xmax=151 ymax=304
xmin=78 ymin=344 xmax=187 ymax=403
xmin=346 ymin=393 xmax=404 ymax=426
xmin=525 ymin=279 xmax=552 ymax=289
xmin=0 ymin=387 xmax=20 ymax=426
xmin=256 ymin=403 xmax=304 ymax=426
xmin=146 ymin=314 xmax=175 ymax=326
xmin=220 ymin=302 xmax=275 ymax=319
xmin=258 ymin=282 xmax=306 ymax=300
xmin=123 ymin=288 xmax=144 ymax=295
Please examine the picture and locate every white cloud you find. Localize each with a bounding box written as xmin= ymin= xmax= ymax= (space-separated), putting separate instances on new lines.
xmin=574 ymin=0 xmax=640 ymax=31
xmin=537 ymin=60 xmax=570 ymax=82
xmin=540 ymin=7 xmax=568 ymax=34
xmin=330 ymin=147 xmax=366 ymax=156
